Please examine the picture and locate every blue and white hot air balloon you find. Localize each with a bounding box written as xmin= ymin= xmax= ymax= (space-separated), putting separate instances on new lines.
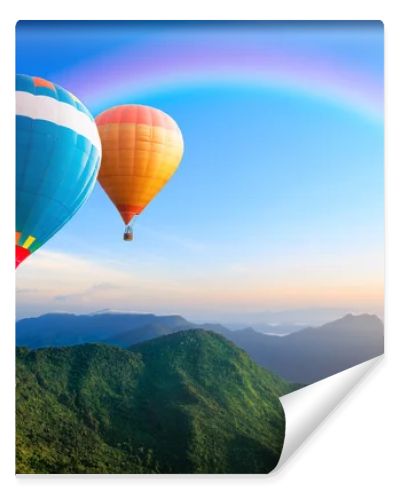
xmin=16 ymin=74 xmax=101 ymax=267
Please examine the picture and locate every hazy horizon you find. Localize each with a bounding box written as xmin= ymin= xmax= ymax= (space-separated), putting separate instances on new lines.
xmin=15 ymin=301 xmax=384 ymax=327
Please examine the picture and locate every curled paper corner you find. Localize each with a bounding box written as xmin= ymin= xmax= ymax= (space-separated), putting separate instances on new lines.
xmin=275 ymin=355 xmax=383 ymax=471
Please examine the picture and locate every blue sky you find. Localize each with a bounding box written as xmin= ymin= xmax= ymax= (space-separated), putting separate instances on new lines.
xmin=16 ymin=22 xmax=384 ymax=322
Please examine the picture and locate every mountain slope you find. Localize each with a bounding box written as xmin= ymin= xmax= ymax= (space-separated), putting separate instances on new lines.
xmin=16 ymin=312 xmax=384 ymax=384
xmin=223 ymin=314 xmax=384 ymax=383
xmin=16 ymin=330 xmax=292 ymax=474
xmin=16 ymin=344 xmax=145 ymax=473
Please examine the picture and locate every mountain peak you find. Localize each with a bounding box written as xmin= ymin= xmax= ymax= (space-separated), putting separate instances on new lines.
xmin=17 ymin=328 xmax=292 ymax=474
xmin=131 ymin=329 xmax=249 ymax=367
xmin=16 ymin=311 xmax=384 ymax=385
xmin=319 ymin=312 xmax=383 ymax=330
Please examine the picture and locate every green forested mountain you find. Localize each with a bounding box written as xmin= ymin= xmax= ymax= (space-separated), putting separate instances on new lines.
xmin=17 ymin=312 xmax=384 ymax=384
xmin=17 ymin=330 xmax=293 ymax=473
xmin=16 ymin=330 xmax=293 ymax=474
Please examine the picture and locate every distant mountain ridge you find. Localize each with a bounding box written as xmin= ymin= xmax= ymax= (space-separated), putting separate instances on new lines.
xmin=16 ymin=312 xmax=295 ymax=348
xmin=16 ymin=312 xmax=192 ymax=347
xmin=16 ymin=311 xmax=384 ymax=384
xmin=223 ymin=313 xmax=384 ymax=383
xmin=17 ymin=329 xmax=292 ymax=473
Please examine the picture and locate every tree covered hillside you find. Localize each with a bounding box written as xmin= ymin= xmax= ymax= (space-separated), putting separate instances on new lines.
xmin=16 ymin=330 xmax=293 ymax=474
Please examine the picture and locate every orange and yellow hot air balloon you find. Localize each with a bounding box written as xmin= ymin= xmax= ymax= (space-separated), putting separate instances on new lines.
xmin=95 ymin=105 xmax=184 ymax=240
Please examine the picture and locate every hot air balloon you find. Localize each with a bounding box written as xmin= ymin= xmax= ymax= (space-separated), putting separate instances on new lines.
xmin=16 ymin=74 xmax=102 ymax=268
xmin=95 ymin=105 xmax=184 ymax=240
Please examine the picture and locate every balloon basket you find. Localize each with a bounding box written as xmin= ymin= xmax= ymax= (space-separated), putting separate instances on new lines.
xmin=123 ymin=225 xmax=133 ymax=241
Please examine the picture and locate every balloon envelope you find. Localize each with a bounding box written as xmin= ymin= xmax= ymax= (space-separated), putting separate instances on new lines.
xmin=95 ymin=105 xmax=184 ymax=226
xmin=16 ymin=74 xmax=102 ymax=267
